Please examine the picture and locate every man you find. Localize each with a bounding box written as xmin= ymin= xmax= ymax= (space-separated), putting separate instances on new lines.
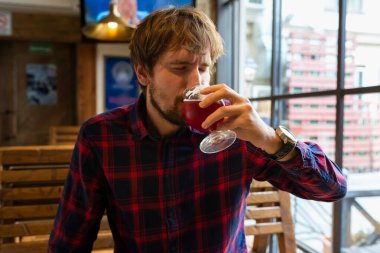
xmin=48 ymin=7 xmax=347 ymax=253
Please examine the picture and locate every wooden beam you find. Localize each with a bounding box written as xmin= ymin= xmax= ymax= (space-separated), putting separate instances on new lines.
xmin=0 ymin=169 xmax=68 ymax=183
xmin=0 ymin=186 xmax=64 ymax=201
xmin=0 ymin=217 xmax=110 ymax=238
xmin=76 ymin=43 xmax=97 ymax=124
xmin=0 ymin=145 xmax=73 ymax=165
xmin=0 ymin=12 xmax=81 ymax=43
xmin=0 ymin=234 xmax=114 ymax=253
xmin=246 ymin=191 xmax=280 ymax=205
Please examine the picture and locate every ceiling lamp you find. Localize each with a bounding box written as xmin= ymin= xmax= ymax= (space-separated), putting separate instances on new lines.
xmin=82 ymin=0 xmax=135 ymax=42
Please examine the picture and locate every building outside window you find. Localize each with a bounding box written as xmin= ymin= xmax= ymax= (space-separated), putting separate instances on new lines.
xmin=229 ymin=0 xmax=380 ymax=252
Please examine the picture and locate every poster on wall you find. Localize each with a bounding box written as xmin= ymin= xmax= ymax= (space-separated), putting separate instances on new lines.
xmin=26 ymin=63 xmax=57 ymax=105
xmin=0 ymin=11 xmax=12 ymax=36
xmin=104 ymin=56 xmax=139 ymax=110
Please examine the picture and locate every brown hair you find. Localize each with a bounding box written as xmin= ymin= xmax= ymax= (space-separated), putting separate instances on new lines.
xmin=129 ymin=7 xmax=224 ymax=93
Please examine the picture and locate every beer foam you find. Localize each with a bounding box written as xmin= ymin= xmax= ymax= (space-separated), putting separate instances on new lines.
xmin=184 ymin=85 xmax=208 ymax=100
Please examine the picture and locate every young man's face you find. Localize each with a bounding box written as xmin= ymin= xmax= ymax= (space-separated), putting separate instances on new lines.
xmin=138 ymin=47 xmax=212 ymax=127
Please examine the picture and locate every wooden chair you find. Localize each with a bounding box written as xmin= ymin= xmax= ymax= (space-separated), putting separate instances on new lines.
xmin=49 ymin=126 xmax=80 ymax=145
xmin=244 ymin=180 xmax=296 ymax=253
xmin=0 ymin=145 xmax=113 ymax=253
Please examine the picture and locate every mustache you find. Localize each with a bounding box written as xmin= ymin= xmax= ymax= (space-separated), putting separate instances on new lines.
xmin=175 ymin=95 xmax=184 ymax=105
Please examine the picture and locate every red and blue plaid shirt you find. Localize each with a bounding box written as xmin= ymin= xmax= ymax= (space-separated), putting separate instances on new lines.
xmin=48 ymin=95 xmax=346 ymax=253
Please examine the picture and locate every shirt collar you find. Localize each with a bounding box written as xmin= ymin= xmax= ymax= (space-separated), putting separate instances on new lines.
xmin=129 ymin=95 xmax=149 ymax=140
xmin=130 ymin=94 xmax=191 ymax=141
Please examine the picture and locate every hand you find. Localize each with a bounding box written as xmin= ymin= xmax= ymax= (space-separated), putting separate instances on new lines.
xmin=117 ymin=0 xmax=138 ymax=25
xmin=198 ymin=84 xmax=282 ymax=154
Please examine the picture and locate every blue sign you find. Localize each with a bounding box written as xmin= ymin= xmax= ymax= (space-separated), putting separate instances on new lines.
xmin=83 ymin=0 xmax=194 ymax=25
xmin=104 ymin=56 xmax=139 ymax=110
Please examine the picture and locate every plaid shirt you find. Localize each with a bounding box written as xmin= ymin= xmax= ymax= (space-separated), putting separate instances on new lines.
xmin=48 ymin=95 xmax=347 ymax=253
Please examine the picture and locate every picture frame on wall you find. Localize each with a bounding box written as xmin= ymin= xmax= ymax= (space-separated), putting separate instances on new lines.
xmin=104 ymin=56 xmax=139 ymax=111
xmin=96 ymin=43 xmax=140 ymax=114
xmin=26 ymin=63 xmax=58 ymax=105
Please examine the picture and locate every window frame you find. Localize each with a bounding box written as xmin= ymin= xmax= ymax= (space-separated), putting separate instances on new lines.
xmin=217 ymin=0 xmax=380 ymax=252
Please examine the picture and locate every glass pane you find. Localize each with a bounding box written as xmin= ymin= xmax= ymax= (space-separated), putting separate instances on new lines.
xmin=277 ymin=96 xmax=336 ymax=157
xmin=347 ymin=0 xmax=380 ymax=88
xmin=251 ymin=100 xmax=271 ymax=124
xmin=277 ymin=96 xmax=336 ymax=252
xmin=281 ymin=0 xmax=339 ymax=94
xmin=342 ymin=92 xmax=380 ymax=251
xmin=343 ymin=93 xmax=380 ymax=172
xmin=240 ymin=0 xmax=273 ymax=98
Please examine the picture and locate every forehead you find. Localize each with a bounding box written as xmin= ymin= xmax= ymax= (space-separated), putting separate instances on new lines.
xmin=159 ymin=47 xmax=211 ymax=64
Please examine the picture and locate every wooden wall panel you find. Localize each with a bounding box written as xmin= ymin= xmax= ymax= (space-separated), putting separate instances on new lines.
xmin=76 ymin=43 xmax=96 ymax=124
xmin=0 ymin=41 xmax=77 ymax=146
xmin=0 ymin=12 xmax=81 ymax=43
xmin=0 ymin=11 xmax=92 ymax=144
xmin=0 ymin=3 xmax=219 ymax=135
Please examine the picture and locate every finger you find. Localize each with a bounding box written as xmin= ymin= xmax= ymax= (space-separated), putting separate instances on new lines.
xmin=199 ymin=84 xmax=225 ymax=94
xmin=199 ymin=86 xmax=239 ymax=108
xmin=202 ymin=103 xmax=254 ymax=129
xmin=204 ymin=85 xmax=249 ymax=108
xmin=215 ymin=116 xmax=237 ymax=131
xmin=201 ymin=104 xmax=246 ymax=130
xmin=201 ymin=106 xmax=227 ymax=130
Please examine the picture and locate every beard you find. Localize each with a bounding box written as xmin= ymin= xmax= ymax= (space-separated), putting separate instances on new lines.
xmin=148 ymin=82 xmax=186 ymax=127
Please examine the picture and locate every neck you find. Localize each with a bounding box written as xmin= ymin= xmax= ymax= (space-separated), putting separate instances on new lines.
xmin=145 ymin=99 xmax=180 ymax=138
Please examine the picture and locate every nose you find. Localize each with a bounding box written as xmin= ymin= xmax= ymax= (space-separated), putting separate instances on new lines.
xmin=187 ymin=68 xmax=212 ymax=89
xmin=186 ymin=68 xmax=202 ymax=88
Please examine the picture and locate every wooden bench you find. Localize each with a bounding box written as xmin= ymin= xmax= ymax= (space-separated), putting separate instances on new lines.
xmin=0 ymin=145 xmax=113 ymax=253
xmin=49 ymin=126 xmax=80 ymax=145
xmin=245 ymin=180 xmax=296 ymax=253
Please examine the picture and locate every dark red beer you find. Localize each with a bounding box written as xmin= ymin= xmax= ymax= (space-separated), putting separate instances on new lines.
xmin=183 ymin=100 xmax=223 ymax=133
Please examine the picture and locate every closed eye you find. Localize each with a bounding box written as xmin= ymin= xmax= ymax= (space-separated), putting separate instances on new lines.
xmin=199 ymin=66 xmax=209 ymax=73
xmin=173 ymin=66 xmax=187 ymax=71
xmin=169 ymin=63 xmax=188 ymax=72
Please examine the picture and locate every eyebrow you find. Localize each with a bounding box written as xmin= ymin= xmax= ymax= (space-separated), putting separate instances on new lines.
xmin=169 ymin=60 xmax=210 ymax=67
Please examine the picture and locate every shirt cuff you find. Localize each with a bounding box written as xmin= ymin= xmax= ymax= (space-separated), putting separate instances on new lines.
xmin=267 ymin=141 xmax=310 ymax=170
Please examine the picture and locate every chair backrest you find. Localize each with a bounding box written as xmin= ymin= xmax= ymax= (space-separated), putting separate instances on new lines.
xmin=0 ymin=145 xmax=113 ymax=253
xmin=244 ymin=180 xmax=296 ymax=253
xmin=49 ymin=126 xmax=80 ymax=145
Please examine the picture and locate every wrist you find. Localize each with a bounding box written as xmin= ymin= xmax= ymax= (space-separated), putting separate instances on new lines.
xmin=261 ymin=130 xmax=284 ymax=155
xmin=263 ymin=126 xmax=298 ymax=161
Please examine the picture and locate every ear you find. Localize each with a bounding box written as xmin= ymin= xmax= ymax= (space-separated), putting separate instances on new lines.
xmin=134 ymin=65 xmax=150 ymax=87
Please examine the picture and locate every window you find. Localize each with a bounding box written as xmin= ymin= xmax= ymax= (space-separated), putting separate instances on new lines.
xmin=310 ymin=120 xmax=318 ymax=125
xmin=293 ymin=120 xmax=302 ymax=125
xmin=229 ymin=0 xmax=380 ymax=252
xmin=343 ymin=93 xmax=380 ymax=172
xmin=249 ymin=0 xmax=263 ymax=4
xmin=325 ymin=0 xmax=363 ymax=13
xmin=239 ymin=0 xmax=273 ymax=98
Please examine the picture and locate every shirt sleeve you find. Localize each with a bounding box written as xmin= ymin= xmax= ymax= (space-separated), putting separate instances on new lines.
xmin=250 ymin=141 xmax=347 ymax=202
xmin=48 ymin=127 xmax=107 ymax=252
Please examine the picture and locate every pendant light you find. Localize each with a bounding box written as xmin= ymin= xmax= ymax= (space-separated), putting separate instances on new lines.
xmin=82 ymin=0 xmax=135 ymax=42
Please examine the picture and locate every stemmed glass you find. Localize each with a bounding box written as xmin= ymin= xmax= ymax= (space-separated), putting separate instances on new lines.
xmin=183 ymin=84 xmax=237 ymax=153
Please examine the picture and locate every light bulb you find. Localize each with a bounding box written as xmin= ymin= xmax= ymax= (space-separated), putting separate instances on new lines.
xmin=107 ymin=22 xmax=118 ymax=29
